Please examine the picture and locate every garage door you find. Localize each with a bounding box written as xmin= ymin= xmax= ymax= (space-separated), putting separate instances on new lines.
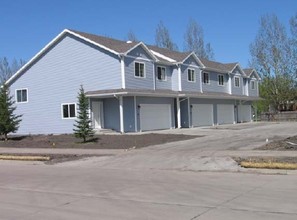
xmin=192 ymin=104 xmax=213 ymax=126
xmin=238 ymin=105 xmax=252 ymax=122
xmin=140 ymin=104 xmax=171 ymax=131
xmin=217 ymin=104 xmax=234 ymax=124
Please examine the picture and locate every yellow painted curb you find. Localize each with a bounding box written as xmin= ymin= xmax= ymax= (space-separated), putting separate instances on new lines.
xmin=240 ymin=161 xmax=297 ymax=170
xmin=0 ymin=155 xmax=50 ymax=161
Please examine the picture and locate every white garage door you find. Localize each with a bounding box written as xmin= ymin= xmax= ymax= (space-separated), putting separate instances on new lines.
xmin=217 ymin=104 xmax=234 ymax=124
xmin=238 ymin=105 xmax=252 ymax=122
xmin=192 ymin=104 xmax=213 ymax=126
xmin=140 ymin=104 xmax=171 ymax=131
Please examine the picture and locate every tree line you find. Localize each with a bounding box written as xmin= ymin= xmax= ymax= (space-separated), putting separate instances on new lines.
xmin=127 ymin=18 xmax=215 ymax=60
xmin=250 ymin=13 xmax=297 ymax=113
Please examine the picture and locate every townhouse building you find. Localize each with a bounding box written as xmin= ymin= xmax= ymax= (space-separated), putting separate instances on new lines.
xmin=6 ymin=29 xmax=260 ymax=134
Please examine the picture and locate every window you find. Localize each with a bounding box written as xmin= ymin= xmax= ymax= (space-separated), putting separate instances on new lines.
xmin=218 ymin=74 xmax=224 ymax=86
xmin=157 ymin=66 xmax=166 ymax=81
xmin=134 ymin=62 xmax=145 ymax=78
xmin=251 ymin=80 xmax=256 ymax=90
xmin=62 ymin=104 xmax=76 ymax=119
xmin=16 ymin=89 xmax=28 ymax=103
xmin=188 ymin=69 xmax=195 ymax=82
xmin=203 ymin=72 xmax=209 ymax=84
xmin=234 ymin=76 xmax=240 ymax=87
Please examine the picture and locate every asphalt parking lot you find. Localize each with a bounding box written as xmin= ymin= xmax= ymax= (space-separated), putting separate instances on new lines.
xmin=1 ymin=122 xmax=297 ymax=219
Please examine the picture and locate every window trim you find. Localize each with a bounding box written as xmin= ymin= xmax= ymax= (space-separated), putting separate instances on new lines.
xmin=15 ymin=88 xmax=28 ymax=103
xmin=61 ymin=103 xmax=77 ymax=119
xmin=187 ymin=68 xmax=196 ymax=82
xmin=134 ymin=61 xmax=146 ymax=78
xmin=234 ymin=76 xmax=240 ymax=87
xmin=156 ymin=66 xmax=167 ymax=81
xmin=218 ymin=74 xmax=225 ymax=86
xmin=251 ymin=80 xmax=256 ymax=90
xmin=203 ymin=72 xmax=210 ymax=84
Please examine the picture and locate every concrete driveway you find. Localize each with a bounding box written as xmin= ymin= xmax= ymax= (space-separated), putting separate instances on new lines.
xmin=1 ymin=122 xmax=297 ymax=219
xmin=61 ymin=122 xmax=297 ymax=172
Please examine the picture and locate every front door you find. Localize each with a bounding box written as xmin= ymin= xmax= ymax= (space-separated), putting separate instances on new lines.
xmin=92 ymin=101 xmax=104 ymax=129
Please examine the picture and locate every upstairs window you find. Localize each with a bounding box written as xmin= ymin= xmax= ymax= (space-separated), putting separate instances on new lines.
xmin=203 ymin=72 xmax=209 ymax=84
xmin=188 ymin=69 xmax=195 ymax=82
xmin=16 ymin=89 xmax=28 ymax=103
xmin=251 ymin=80 xmax=256 ymax=90
xmin=62 ymin=103 xmax=76 ymax=119
xmin=134 ymin=62 xmax=145 ymax=78
xmin=218 ymin=74 xmax=224 ymax=86
xmin=234 ymin=76 xmax=240 ymax=87
xmin=157 ymin=66 xmax=166 ymax=81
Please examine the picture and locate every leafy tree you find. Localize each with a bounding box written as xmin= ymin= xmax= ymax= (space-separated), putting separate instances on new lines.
xmin=184 ymin=18 xmax=214 ymax=59
xmin=73 ymin=85 xmax=94 ymax=143
xmin=155 ymin=21 xmax=178 ymax=51
xmin=0 ymin=57 xmax=25 ymax=84
xmin=127 ymin=30 xmax=138 ymax=42
xmin=250 ymin=14 xmax=296 ymax=111
xmin=0 ymin=85 xmax=22 ymax=141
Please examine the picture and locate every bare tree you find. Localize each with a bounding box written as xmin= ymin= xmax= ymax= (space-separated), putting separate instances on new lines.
xmin=0 ymin=57 xmax=25 ymax=84
xmin=290 ymin=13 xmax=297 ymax=79
xmin=127 ymin=30 xmax=138 ymax=42
xmin=155 ymin=21 xmax=178 ymax=51
xmin=250 ymin=14 xmax=296 ymax=111
xmin=184 ymin=18 xmax=214 ymax=59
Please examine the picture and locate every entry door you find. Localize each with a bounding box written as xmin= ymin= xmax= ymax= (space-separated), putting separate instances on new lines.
xmin=92 ymin=101 xmax=104 ymax=129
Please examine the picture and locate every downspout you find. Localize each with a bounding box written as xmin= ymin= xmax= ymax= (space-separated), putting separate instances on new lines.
xmin=178 ymin=63 xmax=182 ymax=91
xmin=228 ymin=72 xmax=232 ymax=94
xmin=119 ymin=54 xmax=126 ymax=89
xmin=153 ymin=61 xmax=156 ymax=90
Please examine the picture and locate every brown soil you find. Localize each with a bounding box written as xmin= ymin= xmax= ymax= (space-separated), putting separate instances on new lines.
xmin=0 ymin=133 xmax=200 ymax=149
xmin=257 ymin=135 xmax=297 ymax=151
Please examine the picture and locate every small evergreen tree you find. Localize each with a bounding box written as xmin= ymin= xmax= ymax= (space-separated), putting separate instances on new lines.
xmin=73 ymin=85 xmax=94 ymax=143
xmin=0 ymin=85 xmax=22 ymax=141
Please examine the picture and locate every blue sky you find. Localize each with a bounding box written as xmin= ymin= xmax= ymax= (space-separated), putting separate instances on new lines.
xmin=1 ymin=0 xmax=296 ymax=67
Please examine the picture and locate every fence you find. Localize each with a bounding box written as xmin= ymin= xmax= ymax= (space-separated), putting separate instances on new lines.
xmin=260 ymin=111 xmax=297 ymax=121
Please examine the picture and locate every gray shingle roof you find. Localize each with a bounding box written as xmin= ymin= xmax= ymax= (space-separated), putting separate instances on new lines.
xmin=224 ymin=63 xmax=238 ymax=72
xmin=243 ymin=68 xmax=254 ymax=77
xmin=147 ymin=45 xmax=192 ymax=62
xmin=70 ymin=29 xmax=245 ymax=73
xmin=199 ymin=58 xmax=230 ymax=72
xmin=70 ymin=29 xmax=138 ymax=53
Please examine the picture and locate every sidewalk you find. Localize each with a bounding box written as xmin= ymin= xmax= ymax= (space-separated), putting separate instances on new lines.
xmin=1 ymin=146 xmax=297 ymax=158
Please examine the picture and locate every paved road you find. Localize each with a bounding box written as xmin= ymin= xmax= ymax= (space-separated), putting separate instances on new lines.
xmin=1 ymin=122 xmax=297 ymax=219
